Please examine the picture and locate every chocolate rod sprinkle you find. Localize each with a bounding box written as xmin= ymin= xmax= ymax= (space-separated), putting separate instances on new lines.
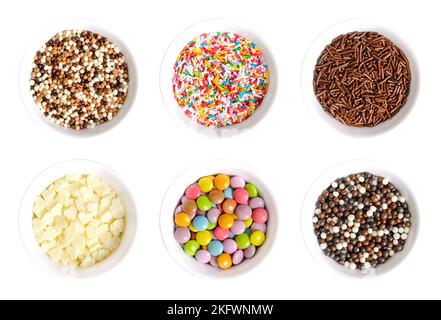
xmin=313 ymin=32 xmax=411 ymax=128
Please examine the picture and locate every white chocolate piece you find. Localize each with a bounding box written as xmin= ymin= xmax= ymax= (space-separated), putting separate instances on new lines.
xmin=64 ymin=207 xmax=78 ymax=221
xmin=110 ymin=219 xmax=125 ymax=236
xmin=32 ymin=174 xmax=126 ymax=269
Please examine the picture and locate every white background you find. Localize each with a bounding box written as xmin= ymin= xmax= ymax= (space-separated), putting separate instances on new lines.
xmin=0 ymin=0 xmax=437 ymax=300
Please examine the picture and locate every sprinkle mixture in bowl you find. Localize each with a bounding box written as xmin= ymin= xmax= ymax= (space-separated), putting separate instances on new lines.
xmin=313 ymin=32 xmax=411 ymax=127
xmin=172 ymin=32 xmax=269 ymax=128
xmin=30 ymin=29 xmax=129 ymax=130
xmin=313 ymin=172 xmax=412 ymax=272
xmin=174 ymin=174 xmax=269 ymax=270
xmin=32 ymin=173 xmax=126 ymax=268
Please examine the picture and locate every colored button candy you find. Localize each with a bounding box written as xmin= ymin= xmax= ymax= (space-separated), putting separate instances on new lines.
xmin=250 ymin=231 xmax=266 ymax=247
xmin=182 ymin=199 xmax=197 ymax=215
xmin=184 ymin=240 xmax=200 ymax=257
xmin=198 ymin=177 xmax=214 ymax=193
xmin=218 ymin=214 xmax=235 ymax=230
xmin=208 ymin=240 xmax=224 ymax=257
xmin=185 ymin=185 xmax=202 ymax=200
xmin=222 ymin=199 xmax=237 ymax=214
xmin=218 ymin=253 xmax=233 ymax=270
xmin=245 ymin=183 xmax=259 ymax=198
xmin=175 ymin=227 xmax=191 ymax=244
xmin=252 ymin=208 xmax=269 ymax=224
xmin=214 ymin=227 xmax=230 ymax=241
xmin=208 ymin=189 xmax=225 ymax=205
xmin=196 ymin=250 xmax=211 ymax=264
xmin=173 ymin=174 xmax=269 ymax=270
xmin=236 ymin=233 xmax=251 ymax=250
xmin=196 ymin=230 xmax=212 ymax=246
xmin=233 ymin=188 xmax=249 ymax=205
xmin=214 ymin=174 xmax=230 ymax=191
xmin=197 ymin=196 xmax=212 ymax=212
xmin=192 ymin=216 xmax=209 ymax=231
xmin=175 ymin=213 xmax=191 ymax=228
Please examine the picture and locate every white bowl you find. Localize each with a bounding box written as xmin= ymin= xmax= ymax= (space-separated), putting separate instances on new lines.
xmin=160 ymin=160 xmax=278 ymax=278
xmin=19 ymin=159 xmax=137 ymax=278
xmin=19 ymin=19 xmax=138 ymax=138
xmin=160 ymin=18 xmax=278 ymax=138
xmin=300 ymin=159 xmax=418 ymax=277
xmin=301 ymin=19 xmax=419 ymax=136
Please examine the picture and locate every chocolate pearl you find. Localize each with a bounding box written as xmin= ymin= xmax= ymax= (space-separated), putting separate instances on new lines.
xmin=313 ymin=172 xmax=412 ymax=271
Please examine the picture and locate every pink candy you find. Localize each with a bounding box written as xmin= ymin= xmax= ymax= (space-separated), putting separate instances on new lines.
xmin=214 ymin=227 xmax=230 ymax=241
xmin=186 ymin=185 xmax=202 ymax=200
xmin=233 ymin=188 xmax=249 ymax=205
xmin=252 ymin=208 xmax=269 ymax=224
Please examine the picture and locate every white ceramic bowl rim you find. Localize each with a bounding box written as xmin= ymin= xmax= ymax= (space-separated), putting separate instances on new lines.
xmin=159 ymin=18 xmax=278 ymax=139
xmin=159 ymin=160 xmax=278 ymax=278
xmin=300 ymin=159 xmax=419 ymax=278
xmin=18 ymin=18 xmax=138 ymax=138
xmin=19 ymin=159 xmax=137 ymax=279
xmin=301 ymin=18 xmax=420 ymax=137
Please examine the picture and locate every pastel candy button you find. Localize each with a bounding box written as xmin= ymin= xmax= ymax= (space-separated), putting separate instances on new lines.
xmin=208 ymin=240 xmax=224 ymax=257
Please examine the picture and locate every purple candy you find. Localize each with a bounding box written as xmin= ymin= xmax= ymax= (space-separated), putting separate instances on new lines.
xmin=209 ymin=256 xmax=219 ymax=268
xmin=175 ymin=205 xmax=182 ymax=215
xmin=235 ymin=205 xmax=252 ymax=220
xmin=196 ymin=250 xmax=211 ymax=264
xmin=174 ymin=228 xmax=191 ymax=244
xmin=207 ymin=209 xmax=221 ymax=223
xmin=232 ymin=250 xmax=244 ymax=265
xmin=251 ymin=223 xmax=267 ymax=233
xmin=231 ymin=176 xmax=246 ymax=189
xmin=249 ymin=197 xmax=265 ymax=209
xmin=231 ymin=220 xmax=246 ymax=235
xmin=223 ymin=239 xmax=238 ymax=254
xmin=244 ymin=245 xmax=256 ymax=259
xmin=197 ymin=209 xmax=206 ymax=216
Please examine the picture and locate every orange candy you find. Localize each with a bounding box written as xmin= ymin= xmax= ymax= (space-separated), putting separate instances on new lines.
xmin=218 ymin=214 xmax=235 ymax=229
xmin=214 ymin=174 xmax=230 ymax=191
xmin=222 ymin=199 xmax=237 ymax=214
xmin=175 ymin=213 xmax=191 ymax=228
xmin=218 ymin=253 xmax=233 ymax=270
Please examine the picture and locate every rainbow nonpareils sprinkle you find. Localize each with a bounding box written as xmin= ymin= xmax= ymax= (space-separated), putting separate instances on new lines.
xmin=172 ymin=32 xmax=269 ymax=128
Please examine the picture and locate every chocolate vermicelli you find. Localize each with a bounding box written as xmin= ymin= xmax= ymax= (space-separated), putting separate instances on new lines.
xmin=313 ymin=32 xmax=411 ymax=127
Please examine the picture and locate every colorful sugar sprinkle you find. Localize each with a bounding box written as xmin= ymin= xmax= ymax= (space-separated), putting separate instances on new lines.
xmin=172 ymin=32 xmax=270 ymax=128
